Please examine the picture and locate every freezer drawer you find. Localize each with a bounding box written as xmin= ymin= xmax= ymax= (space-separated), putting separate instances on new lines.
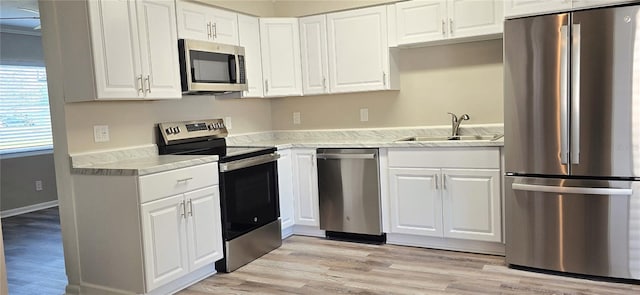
xmin=505 ymin=176 xmax=640 ymax=279
xmin=316 ymin=148 xmax=382 ymax=236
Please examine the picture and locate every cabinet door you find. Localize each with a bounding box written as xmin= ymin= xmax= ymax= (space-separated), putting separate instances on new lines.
xmin=259 ymin=18 xmax=303 ymax=97
xmin=395 ymin=0 xmax=447 ymax=45
xmin=175 ymin=0 xmax=209 ymax=40
xmin=87 ymin=0 xmax=143 ymax=99
xmin=136 ymin=0 xmax=181 ymax=99
xmin=504 ymin=0 xmax=572 ymax=18
xmin=327 ymin=6 xmax=389 ymax=93
xmin=185 ymin=186 xmax=223 ymax=270
xmin=209 ymin=8 xmax=239 ymax=45
xmin=238 ymin=14 xmax=264 ymax=98
xmin=388 ymin=168 xmax=443 ymax=237
xmin=448 ymin=0 xmax=503 ymax=38
xmin=141 ymin=194 xmax=189 ymax=291
xmin=441 ymin=169 xmax=501 ymax=242
xmin=277 ymin=150 xmax=296 ymax=234
xmin=292 ymin=149 xmax=320 ymax=226
xmin=572 ymin=0 xmax=634 ymax=9
xmin=299 ymin=15 xmax=329 ymax=95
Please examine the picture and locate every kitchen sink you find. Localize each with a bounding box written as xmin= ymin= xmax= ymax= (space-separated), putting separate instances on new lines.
xmin=396 ymin=134 xmax=503 ymax=142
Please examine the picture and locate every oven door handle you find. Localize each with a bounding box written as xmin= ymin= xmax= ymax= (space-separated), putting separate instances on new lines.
xmin=219 ymin=153 xmax=280 ymax=172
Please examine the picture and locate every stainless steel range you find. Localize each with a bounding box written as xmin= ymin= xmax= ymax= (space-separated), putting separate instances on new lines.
xmin=157 ymin=118 xmax=281 ymax=272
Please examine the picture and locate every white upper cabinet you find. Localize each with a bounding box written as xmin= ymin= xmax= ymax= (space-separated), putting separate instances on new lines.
xmin=86 ymin=0 xmax=181 ymax=100
xmin=572 ymin=0 xmax=636 ymax=9
xmin=504 ymin=0 xmax=572 ymax=18
xmin=299 ymin=15 xmax=330 ymax=95
xmin=238 ymin=14 xmax=264 ymax=98
xmin=259 ymin=18 xmax=303 ymax=97
xmin=447 ymin=0 xmax=503 ymax=39
xmin=505 ymin=0 xmax=635 ymax=18
xmin=327 ymin=6 xmax=397 ymax=93
xmin=396 ymin=1 xmax=447 ymax=44
xmin=136 ymin=0 xmax=183 ymax=99
xmin=176 ymin=0 xmax=239 ymax=45
xmin=395 ymin=0 xmax=503 ymax=46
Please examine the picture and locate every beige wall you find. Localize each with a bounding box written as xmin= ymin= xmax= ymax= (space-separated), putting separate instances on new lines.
xmin=64 ymin=96 xmax=272 ymax=154
xmin=272 ymin=39 xmax=504 ymax=130
xmin=0 ymin=154 xmax=58 ymax=212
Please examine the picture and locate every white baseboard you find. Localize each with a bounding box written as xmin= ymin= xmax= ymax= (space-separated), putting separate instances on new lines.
xmin=1 ymin=200 xmax=58 ymax=218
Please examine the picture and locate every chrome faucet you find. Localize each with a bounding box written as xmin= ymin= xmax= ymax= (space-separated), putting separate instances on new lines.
xmin=447 ymin=112 xmax=470 ymax=138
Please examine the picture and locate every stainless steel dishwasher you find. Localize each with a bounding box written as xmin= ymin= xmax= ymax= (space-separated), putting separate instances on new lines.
xmin=316 ymin=148 xmax=384 ymax=243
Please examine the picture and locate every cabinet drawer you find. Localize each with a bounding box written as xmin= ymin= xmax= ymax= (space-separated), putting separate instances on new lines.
xmin=139 ymin=163 xmax=218 ymax=203
xmin=388 ymin=148 xmax=499 ymax=169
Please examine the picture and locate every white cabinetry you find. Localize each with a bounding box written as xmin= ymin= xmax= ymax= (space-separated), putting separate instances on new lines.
xmin=176 ymin=0 xmax=239 ymax=45
xmin=504 ymin=0 xmax=635 ymax=18
xmin=299 ymin=15 xmax=330 ymax=95
xmin=504 ymin=0 xmax=571 ymax=17
xmin=277 ymin=149 xmax=295 ymax=237
xmin=238 ymin=14 xmax=264 ymax=98
xmin=395 ymin=0 xmax=503 ymax=46
xmin=82 ymin=0 xmax=181 ymax=100
xmin=141 ymin=186 xmax=222 ymax=291
xmin=73 ymin=162 xmax=223 ymax=294
xmin=327 ymin=6 xmax=399 ymax=93
xmin=386 ymin=148 xmax=503 ymax=254
xmin=572 ymin=0 xmax=636 ymax=9
xmin=259 ymin=18 xmax=303 ymax=97
xmin=292 ymin=149 xmax=320 ymax=227
xmin=388 ymin=168 xmax=443 ymax=237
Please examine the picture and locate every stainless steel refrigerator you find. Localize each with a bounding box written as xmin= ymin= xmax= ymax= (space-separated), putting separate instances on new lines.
xmin=504 ymin=4 xmax=640 ymax=280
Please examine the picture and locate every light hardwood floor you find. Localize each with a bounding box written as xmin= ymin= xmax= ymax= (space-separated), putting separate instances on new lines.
xmin=181 ymin=236 xmax=640 ymax=295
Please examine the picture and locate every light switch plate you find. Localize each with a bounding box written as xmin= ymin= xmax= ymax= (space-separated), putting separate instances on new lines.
xmin=360 ymin=108 xmax=369 ymax=122
xmin=293 ymin=112 xmax=301 ymax=125
xmin=94 ymin=125 xmax=110 ymax=142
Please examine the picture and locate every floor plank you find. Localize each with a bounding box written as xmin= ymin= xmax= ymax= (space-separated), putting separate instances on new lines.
xmin=181 ymin=236 xmax=640 ymax=295
xmin=2 ymin=207 xmax=66 ymax=295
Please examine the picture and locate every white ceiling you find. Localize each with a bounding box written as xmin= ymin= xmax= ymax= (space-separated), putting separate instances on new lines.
xmin=0 ymin=0 xmax=40 ymax=31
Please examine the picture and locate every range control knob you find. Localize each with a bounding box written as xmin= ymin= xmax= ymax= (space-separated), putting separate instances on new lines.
xmin=165 ymin=128 xmax=173 ymax=134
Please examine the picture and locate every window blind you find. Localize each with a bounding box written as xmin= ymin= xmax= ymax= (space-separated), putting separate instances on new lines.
xmin=0 ymin=65 xmax=52 ymax=154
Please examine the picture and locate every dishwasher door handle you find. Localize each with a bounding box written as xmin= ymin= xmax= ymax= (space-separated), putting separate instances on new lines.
xmin=316 ymin=153 xmax=376 ymax=160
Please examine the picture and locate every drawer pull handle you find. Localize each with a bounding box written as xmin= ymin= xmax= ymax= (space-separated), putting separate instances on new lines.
xmin=176 ymin=177 xmax=193 ymax=183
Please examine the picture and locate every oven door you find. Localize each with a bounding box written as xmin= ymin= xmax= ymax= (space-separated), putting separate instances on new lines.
xmin=219 ymin=153 xmax=280 ymax=240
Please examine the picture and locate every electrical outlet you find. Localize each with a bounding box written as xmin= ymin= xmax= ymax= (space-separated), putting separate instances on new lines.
xmin=360 ymin=108 xmax=369 ymax=122
xmin=93 ymin=125 xmax=110 ymax=142
xmin=224 ymin=116 xmax=233 ymax=130
xmin=293 ymin=112 xmax=301 ymax=125
xmin=35 ymin=180 xmax=43 ymax=191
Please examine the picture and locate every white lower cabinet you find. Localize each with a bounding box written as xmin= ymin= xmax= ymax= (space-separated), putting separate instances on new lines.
xmin=277 ymin=149 xmax=295 ymax=237
xmin=386 ymin=148 xmax=503 ymax=253
xmin=388 ymin=168 xmax=442 ymax=237
xmin=277 ymin=148 xmax=323 ymax=237
xmin=142 ymin=186 xmax=223 ymax=291
xmin=73 ymin=162 xmax=223 ymax=294
xmin=292 ymin=149 xmax=320 ymax=227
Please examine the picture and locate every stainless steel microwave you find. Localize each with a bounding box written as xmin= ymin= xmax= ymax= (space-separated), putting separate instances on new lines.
xmin=178 ymin=39 xmax=247 ymax=94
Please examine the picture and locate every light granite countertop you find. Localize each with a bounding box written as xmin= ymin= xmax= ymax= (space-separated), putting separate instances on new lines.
xmin=70 ymin=145 xmax=219 ymax=176
xmin=70 ymin=125 xmax=503 ymax=176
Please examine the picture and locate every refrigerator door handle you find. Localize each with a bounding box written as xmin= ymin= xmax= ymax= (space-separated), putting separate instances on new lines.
xmin=571 ymin=23 xmax=581 ymax=164
xmin=512 ymin=183 xmax=632 ymax=196
xmin=560 ymin=25 xmax=570 ymax=165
